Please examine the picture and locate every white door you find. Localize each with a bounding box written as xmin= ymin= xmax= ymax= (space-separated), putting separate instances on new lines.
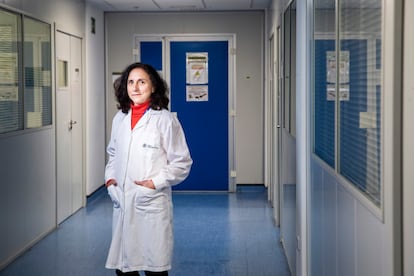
xmin=56 ymin=31 xmax=83 ymax=224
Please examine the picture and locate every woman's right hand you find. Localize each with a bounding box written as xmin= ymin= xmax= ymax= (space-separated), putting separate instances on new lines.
xmin=105 ymin=179 xmax=117 ymax=188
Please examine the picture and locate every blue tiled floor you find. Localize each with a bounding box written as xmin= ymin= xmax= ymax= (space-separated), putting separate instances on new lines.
xmin=0 ymin=185 xmax=291 ymax=276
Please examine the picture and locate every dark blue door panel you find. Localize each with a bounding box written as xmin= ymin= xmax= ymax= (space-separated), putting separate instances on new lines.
xmin=170 ymin=41 xmax=229 ymax=191
xmin=140 ymin=41 xmax=162 ymax=71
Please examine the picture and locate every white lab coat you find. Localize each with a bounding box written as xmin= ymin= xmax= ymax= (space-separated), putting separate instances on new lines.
xmin=105 ymin=108 xmax=192 ymax=272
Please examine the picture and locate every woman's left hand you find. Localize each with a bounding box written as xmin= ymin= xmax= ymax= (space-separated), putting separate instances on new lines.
xmin=134 ymin=179 xmax=155 ymax=189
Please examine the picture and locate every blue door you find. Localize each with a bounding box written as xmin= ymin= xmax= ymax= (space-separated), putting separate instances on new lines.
xmin=139 ymin=41 xmax=163 ymax=71
xmin=170 ymin=41 xmax=229 ymax=191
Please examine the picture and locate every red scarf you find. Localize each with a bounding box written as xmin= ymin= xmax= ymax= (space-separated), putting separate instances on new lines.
xmin=131 ymin=101 xmax=150 ymax=129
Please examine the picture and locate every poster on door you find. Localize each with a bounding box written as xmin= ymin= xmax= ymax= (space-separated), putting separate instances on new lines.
xmin=186 ymin=52 xmax=208 ymax=84
xmin=186 ymin=52 xmax=209 ymax=101
xmin=186 ymin=85 xmax=208 ymax=101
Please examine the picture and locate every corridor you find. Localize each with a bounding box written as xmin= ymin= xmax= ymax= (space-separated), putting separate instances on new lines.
xmin=0 ymin=185 xmax=291 ymax=276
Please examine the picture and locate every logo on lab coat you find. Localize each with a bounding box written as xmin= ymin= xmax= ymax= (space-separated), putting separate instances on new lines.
xmin=142 ymin=143 xmax=159 ymax=149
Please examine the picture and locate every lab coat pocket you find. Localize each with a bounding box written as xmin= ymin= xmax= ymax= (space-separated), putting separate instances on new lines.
xmin=134 ymin=185 xmax=166 ymax=214
xmin=107 ymin=185 xmax=122 ymax=209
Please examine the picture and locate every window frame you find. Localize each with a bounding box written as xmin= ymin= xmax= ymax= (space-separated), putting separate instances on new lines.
xmin=281 ymin=0 xmax=297 ymax=137
xmin=0 ymin=8 xmax=52 ymax=136
xmin=312 ymin=0 xmax=384 ymax=214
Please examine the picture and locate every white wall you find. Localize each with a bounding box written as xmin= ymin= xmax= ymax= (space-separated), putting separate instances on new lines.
xmin=2 ymin=0 xmax=85 ymax=36
xmin=85 ymin=3 xmax=106 ymax=195
xmin=310 ymin=157 xmax=389 ymax=275
xmin=105 ymin=11 xmax=265 ymax=185
xmin=0 ymin=130 xmax=55 ymax=268
xmin=266 ymin=0 xmax=402 ymax=275
xmin=267 ymin=1 xmax=297 ymax=274
xmin=308 ymin=2 xmax=401 ymax=276
xmin=0 ymin=0 xmax=107 ymax=267
xmin=403 ymin=0 xmax=414 ymax=274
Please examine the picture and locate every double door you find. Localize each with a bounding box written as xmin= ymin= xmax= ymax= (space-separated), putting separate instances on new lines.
xmin=137 ymin=35 xmax=235 ymax=191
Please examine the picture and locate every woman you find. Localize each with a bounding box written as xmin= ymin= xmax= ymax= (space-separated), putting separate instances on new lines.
xmin=105 ymin=62 xmax=192 ymax=276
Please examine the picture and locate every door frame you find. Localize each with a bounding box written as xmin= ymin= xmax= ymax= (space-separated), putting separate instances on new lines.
xmin=266 ymin=29 xmax=282 ymax=226
xmin=163 ymin=34 xmax=237 ymax=192
xmin=134 ymin=34 xmax=236 ymax=192
xmin=55 ymin=28 xmax=85 ymax=224
xmin=403 ymin=0 xmax=414 ymax=273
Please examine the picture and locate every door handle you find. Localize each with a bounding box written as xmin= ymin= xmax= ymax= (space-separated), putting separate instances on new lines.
xmin=69 ymin=120 xmax=77 ymax=130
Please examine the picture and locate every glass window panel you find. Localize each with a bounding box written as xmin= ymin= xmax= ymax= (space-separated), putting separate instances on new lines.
xmin=283 ymin=6 xmax=291 ymax=130
xmin=23 ymin=16 xmax=51 ymax=129
xmin=57 ymin=60 xmax=68 ymax=88
xmin=282 ymin=1 xmax=297 ymax=137
xmin=290 ymin=1 xmax=297 ymax=137
xmin=313 ymin=0 xmax=336 ymax=168
xmin=0 ymin=9 xmax=22 ymax=133
xmin=338 ymin=0 xmax=382 ymax=206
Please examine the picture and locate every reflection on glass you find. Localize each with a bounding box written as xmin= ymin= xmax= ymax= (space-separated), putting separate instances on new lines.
xmin=24 ymin=16 xmax=52 ymax=129
xmin=283 ymin=0 xmax=297 ymax=137
xmin=313 ymin=0 xmax=336 ymax=168
xmin=283 ymin=6 xmax=291 ymax=130
xmin=313 ymin=0 xmax=382 ymax=206
xmin=0 ymin=9 xmax=22 ymax=133
xmin=57 ymin=60 xmax=68 ymax=88
xmin=338 ymin=0 xmax=382 ymax=206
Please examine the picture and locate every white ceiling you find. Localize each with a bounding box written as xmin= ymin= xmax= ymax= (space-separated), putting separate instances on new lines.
xmin=86 ymin=0 xmax=271 ymax=12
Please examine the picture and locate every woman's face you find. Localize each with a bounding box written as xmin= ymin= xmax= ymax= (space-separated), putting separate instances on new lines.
xmin=127 ymin=68 xmax=154 ymax=105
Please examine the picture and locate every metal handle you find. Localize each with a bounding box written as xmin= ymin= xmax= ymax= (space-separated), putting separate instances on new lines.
xmin=69 ymin=120 xmax=77 ymax=130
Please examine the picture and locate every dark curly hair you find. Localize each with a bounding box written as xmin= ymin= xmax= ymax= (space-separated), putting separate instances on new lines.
xmin=114 ymin=62 xmax=169 ymax=113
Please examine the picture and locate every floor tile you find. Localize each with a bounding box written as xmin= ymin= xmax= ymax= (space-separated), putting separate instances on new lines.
xmin=0 ymin=185 xmax=291 ymax=276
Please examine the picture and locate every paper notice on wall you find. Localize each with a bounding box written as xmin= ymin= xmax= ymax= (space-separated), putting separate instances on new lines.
xmin=186 ymin=85 xmax=208 ymax=102
xmin=186 ymin=52 xmax=208 ymax=84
